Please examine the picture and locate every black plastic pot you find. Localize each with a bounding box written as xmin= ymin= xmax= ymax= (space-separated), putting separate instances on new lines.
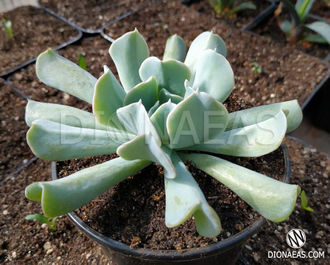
xmin=51 ymin=143 xmax=291 ymax=264
xmin=0 ymin=3 xmax=82 ymax=78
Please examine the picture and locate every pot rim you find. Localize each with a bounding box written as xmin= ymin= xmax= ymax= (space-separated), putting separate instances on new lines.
xmin=51 ymin=142 xmax=290 ymax=261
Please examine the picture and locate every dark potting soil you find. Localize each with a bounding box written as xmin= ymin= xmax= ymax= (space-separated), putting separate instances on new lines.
xmin=311 ymin=0 xmax=330 ymax=21
xmin=251 ymin=9 xmax=330 ymax=61
xmin=188 ymin=0 xmax=273 ymax=29
xmin=56 ymin=93 xmax=285 ymax=251
xmin=243 ymin=137 xmax=330 ymax=264
xmin=2 ymin=137 xmax=329 ymax=263
xmin=104 ymin=0 xmax=329 ymax=106
xmin=39 ymin=0 xmax=148 ymax=31
xmin=9 ymin=36 xmax=114 ymax=109
xmin=0 ymin=6 xmax=79 ymax=76
xmin=0 ymin=80 xmax=33 ymax=181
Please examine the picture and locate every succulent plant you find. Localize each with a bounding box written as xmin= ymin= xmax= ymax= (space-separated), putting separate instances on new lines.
xmin=276 ymin=0 xmax=330 ymax=45
xmin=25 ymin=30 xmax=302 ymax=237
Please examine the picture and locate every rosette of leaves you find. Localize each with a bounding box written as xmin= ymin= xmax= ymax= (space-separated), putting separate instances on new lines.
xmin=25 ymin=30 xmax=302 ymax=237
xmin=276 ymin=0 xmax=330 ymax=44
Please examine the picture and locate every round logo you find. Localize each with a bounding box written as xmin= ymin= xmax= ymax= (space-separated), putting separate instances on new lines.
xmin=286 ymin=229 xmax=306 ymax=249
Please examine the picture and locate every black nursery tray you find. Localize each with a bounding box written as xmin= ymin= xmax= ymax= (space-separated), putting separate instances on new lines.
xmin=0 ymin=4 xmax=82 ymax=78
xmin=38 ymin=0 xmax=150 ymax=33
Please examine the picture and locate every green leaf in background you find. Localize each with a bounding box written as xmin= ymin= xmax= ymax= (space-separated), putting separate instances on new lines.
xmin=305 ymin=21 xmax=330 ymax=44
xmin=226 ymin=2 xmax=256 ymax=16
xmin=300 ymin=190 xmax=314 ymax=212
xmin=25 ymin=214 xmax=57 ymax=231
xmin=77 ymin=53 xmax=87 ymax=70
xmin=3 ymin=17 xmax=14 ymax=38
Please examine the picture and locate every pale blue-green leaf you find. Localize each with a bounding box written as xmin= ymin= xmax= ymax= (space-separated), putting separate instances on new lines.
xmin=184 ymin=80 xmax=195 ymax=98
xmin=179 ymin=153 xmax=300 ymax=222
xmin=123 ymin=76 xmax=158 ymax=111
xmin=117 ymin=134 xmax=176 ymax=179
xmin=159 ymin=88 xmax=183 ymax=105
xmin=25 ymin=157 xmax=151 ymax=217
xmin=295 ymin=0 xmax=315 ymax=22
xmin=184 ymin=32 xmax=226 ymax=82
xmin=116 ymin=101 xmax=161 ymax=145
xmin=305 ymin=21 xmax=330 ymax=44
xmin=148 ymin=101 xmax=160 ymax=117
xmin=281 ymin=20 xmax=292 ymax=36
xmin=27 ymin=120 xmax=132 ymax=161
xmin=192 ymin=49 xmax=234 ymax=103
xmin=36 ymin=49 xmax=96 ymax=104
xmin=150 ymin=100 xmax=176 ymax=145
xmin=163 ymin=34 xmax=187 ymax=62
xmin=187 ymin=110 xmax=287 ymax=157
xmin=93 ymin=69 xmax=126 ymax=127
xmin=25 ymin=100 xmax=115 ymax=131
xmin=139 ymin=57 xmax=191 ymax=97
xmin=167 ymin=90 xmax=228 ymax=149
xmin=301 ymin=34 xmax=328 ymax=43
xmin=225 ymin=100 xmax=302 ymax=133
xmin=165 ymin=152 xmax=221 ymax=237
xmin=109 ymin=29 xmax=149 ymax=92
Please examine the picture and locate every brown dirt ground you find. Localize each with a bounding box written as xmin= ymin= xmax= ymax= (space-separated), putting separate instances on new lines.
xmin=0 ymin=6 xmax=79 ymax=76
xmin=104 ymin=0 xmax=330 ymax=106
xmin=39 ymin=0 xmax=148 ymax=30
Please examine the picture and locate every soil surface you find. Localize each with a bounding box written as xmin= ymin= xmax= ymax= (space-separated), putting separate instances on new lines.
xmin=0 ymin=80 xmax=33 ymax=181
xmin=56 ymin=93 xmax=284 ymax=250
xmin=311 ymin=0 xmax=330 ymax=21
xmin=9 ymin=36 xmax=115 ymax=109
xmin=188 ymin=0 xmax=273 ymax=29
xmin=39 ymin=0 xmax=148 ymax=31
xmin=0 ymin=6 xmax=79 ymax=76
xmin=242 ymin=137 xmax=330 ymax=264
xmin=251 ymin=8 xmax=330 ymax=61
xmin=104 ymin=0 xmax=329 ymax=106
xmin=1 ymin=136 xmax=329 ymax=263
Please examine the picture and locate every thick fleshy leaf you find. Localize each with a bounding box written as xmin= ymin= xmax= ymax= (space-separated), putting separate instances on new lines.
xmin=184 ymin=80 xmax=195 ymax=98
xmin=27 ymin=120 xmax=132 ymax=161
xmin=36 ymin=49 xmax=97 ymax=104
xmin=123 ymin=77 xmax=159 ymax=111
xmin=187 ymin=109 xmax=287 ymax=157
xmin=117 ymin=134 xmax=176 ymax=179
xmin=109 ymin=29 xmax=149 ymax=92
xmin=295 ymin=0 xmax=315 ymax=23
xmin=151 ymin=100 xmax=176 ymax=145
xmin=179 ymin=153 xmax=301 ymax=222
xmin=301 ymin=34 xmax=328 ymax=44
xmin=116 ymin=101 xmax=160 ymax=144
xmin=25 ymin=100 xmax=109 ymax=131
xmin=165 ymin=152 xmax=221 ymax=237
xmin=192 ymin=49 xmax=234 ymax=103
xmin=226 ymin=100 xmax=302 ymax=133
xmin=139 ymin=57 xmax=191 ymax=97
xmin=305 ymin=21 xmax=330 ymax=44
xmin=163 ymin=34 xmax=186 ymax=62
xmin=167 ymin=90 xmax=228 ymax=149
xmin=159 ymin=88 xmax=183 ymax=105
xmin=148 ymin=101 xmax=160 ymax=117
xmin=184 ymin=32 xmax=226 ymax=82
xmin=93 ymin=69 xmax=126 ymax=126
xmin=25 ymin=157 xmax=151 ymax=217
